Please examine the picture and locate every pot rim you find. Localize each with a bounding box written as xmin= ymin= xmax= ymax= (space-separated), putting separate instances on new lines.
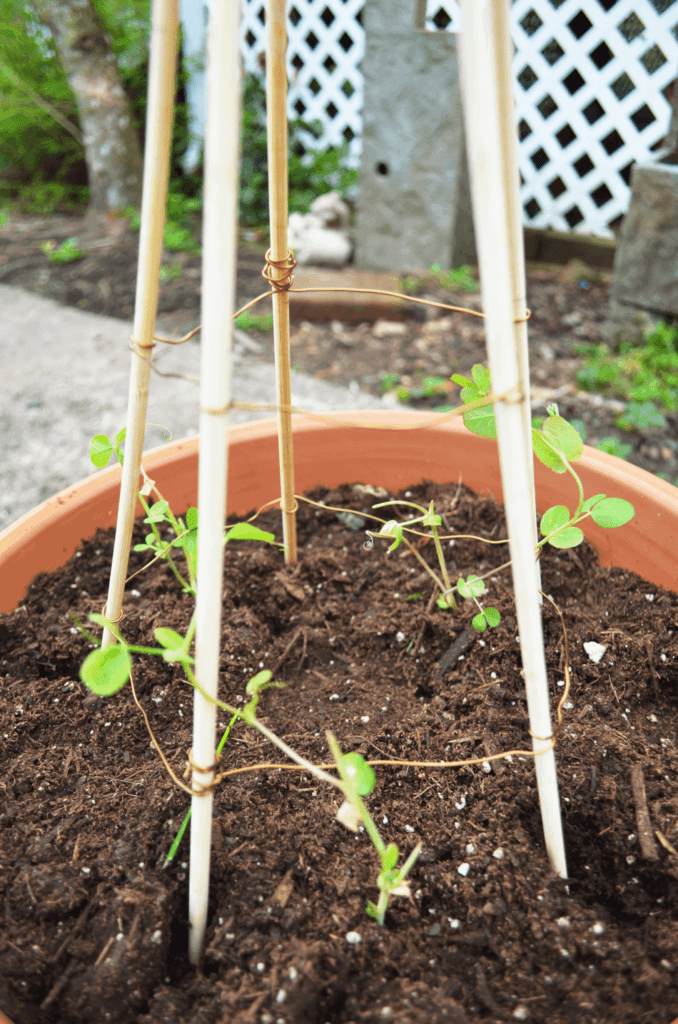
xmin=1 ymin=410 xmax=677 ymax=614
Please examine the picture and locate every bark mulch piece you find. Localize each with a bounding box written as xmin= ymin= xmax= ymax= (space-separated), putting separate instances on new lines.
xmin=2 ymin=479 xmax=678 ymax=1023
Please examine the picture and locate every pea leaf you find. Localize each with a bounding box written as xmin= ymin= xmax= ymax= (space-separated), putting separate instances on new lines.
xmin=540 ymin=505 xmax=570 ymax=537
xmin=472 ymin=612 xmax=487 ymax=632
xmin=581 ymin=494 xmax=606 ymax=513
xmin=450 ymin=373 xmax=474 ymax=390
xmin=484 ymin=607 xmax=501 ymax=627
xmin=590 ymin=496 xmax=634 ymax=529
xmin=245 ymin=669 xmax=273 ymax=695
xmin=379 ymin=520 xmax=403 ymax=553
xmin=342 ymin=752 xmax=376 ymax=796
xmin=532 ymin=429 xmax=567 ymax=473
xmin=144 ymin=500 xmax=169 ymax=523
xmin=114 ymin=428 xmax=127 ymax=446
xmin=154 ymin=627 xmax=185 ymax=650
xmin=183 ymin=529 xmax=197 ymax=559
xmin=471 ymin=364 xmax=491 ymax=393
xmin=547 ymin=526 xmax=584 ymax=549
xmin=225 ymin=522 xmax=276 ymax=544
xmin=90 ymin=434 xmax=113 ymax=469
xmin=462 ymin=402 xmax=498 ymax=440
xmin=185 ymin=507 xmax=198 ymax=530
xmin=383 ymin=843 xmax=399 ymax=871
xmin=458 ymin=574 xmax=485 ymax=599
xmin=542 ymin=415 xmax=583 ymax=463
xmin=80 ymin=645 xmax=131 ymax=695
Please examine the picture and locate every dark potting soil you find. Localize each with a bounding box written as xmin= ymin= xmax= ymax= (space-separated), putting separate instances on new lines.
xmin=2 ymin=480 xmax=678 ymax=1024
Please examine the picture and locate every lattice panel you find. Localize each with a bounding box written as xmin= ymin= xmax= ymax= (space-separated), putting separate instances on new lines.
xmin=425 ymin=1 xmax=678 ymax=237
xmin=512 ymin=0 xmax=678 ymax=237
xmin=240 ymin=0 xmax=364 ymax=164
xmin=425 ymin=0 xmax=461 ymax=32
xmin=191 ymin=1 xmax=678 ymax=236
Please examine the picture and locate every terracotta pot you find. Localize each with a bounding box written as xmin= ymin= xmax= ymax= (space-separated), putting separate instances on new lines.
xmin=2 ymin=411 xmax=678 ymax=616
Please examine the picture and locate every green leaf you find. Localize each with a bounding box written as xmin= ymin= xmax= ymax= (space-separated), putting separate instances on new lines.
xmin=80 ymin=645 xmax=131 ymax=696
xmin=133 ymin=544 xmax=150 ymax=552
xmin=185 ymin=507 xmax=198 ymax=530
xmin=144 ymin=500 xmax=170 ymax=523
xmin=532 ymin=429 xmax=567 ymax=473
xmin=472 ymin=612 xmax=487 ymax=632
xmin=462 ymin=402 xmax=497 ymax=440
xmin=458 ymin=574 xmax=485 ymax=599
xmin=225 ymin=522 xmax=276 ymax=544
xmin=590 ymin=496 xmax=634 ymax=529
xmin=540 ymin=505 xmax=570 ymax=537
xmin=581 ymin=494 xmax=606 ymax=513
xmin=183 ymin=529 xmax=197 ymax=559
xmin=379 ymin=520 xmax=403 ymax=553
xmin=542 ymin=415 xmax=583 ymax=463
xmin=422 ymin=512 xmax=442 ymax=527
xmin=436 ymin=594 xmax=453 ymax=610
xmin=154 ymin=627 xmax=185 ymax=650
xmin=383 ymin=843 xmax=399 ymax=871
xmin=115 ymin=428 xmax=127 ymax=446
xmin=90 ymin=434 xmax=113 ymax=469
xmin=450 ymin=373 xmax=474 ymax=390
xmin=548 ymin=526 xmax=584 ymax=549
xmin=484 ymin=607 xmax=501 ymax=628
xmin=342 ymin=752 xmax=376 ymax=796
xmin=365 ymin=901 xmax=380 ymax=921
xmin=471 ymin=364 xmax=491 ymax=393
xmin=245 ymin=669 xmax=273 ymax=695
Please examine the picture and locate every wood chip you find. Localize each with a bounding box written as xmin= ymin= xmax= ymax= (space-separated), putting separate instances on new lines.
xmin=630 ymin=764 xmax=659 ymax=861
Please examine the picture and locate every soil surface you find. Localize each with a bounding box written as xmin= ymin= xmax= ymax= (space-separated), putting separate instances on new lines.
xmin=2 ymin=480 xmax=678 ymax=1024
xmin=2 ymin=211 xmax=678 ymax=486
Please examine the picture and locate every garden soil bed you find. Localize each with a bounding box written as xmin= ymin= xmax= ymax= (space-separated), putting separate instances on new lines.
xmin=2 ymin=479 xmax=678 ymax=1024
xmin=2 ymin=211 xmax=678 ymax=486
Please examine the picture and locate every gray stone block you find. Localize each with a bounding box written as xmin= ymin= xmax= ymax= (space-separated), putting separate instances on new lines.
xmin=606 ymin=162 xmax=678 ymax=341
xmin=354 ymin=0 xmax=475 ymax=274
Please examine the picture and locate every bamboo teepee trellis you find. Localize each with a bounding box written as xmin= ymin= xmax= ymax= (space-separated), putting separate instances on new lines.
xmin=102 ymin=0 xmax=566 ymax=963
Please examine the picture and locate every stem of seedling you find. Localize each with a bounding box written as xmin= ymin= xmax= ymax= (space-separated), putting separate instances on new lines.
xmin=371 ymin=500 xmax=456 ymax=609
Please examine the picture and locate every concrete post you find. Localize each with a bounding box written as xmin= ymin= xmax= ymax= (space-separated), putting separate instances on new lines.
xmin=354 ymin=0 xmax=475 ymax=273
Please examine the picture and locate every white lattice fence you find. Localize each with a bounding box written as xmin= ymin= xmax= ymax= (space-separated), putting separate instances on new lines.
xmin=240 ymin=0 xmax=364 ymax=162
xmin=229 ymin=1 xmax=678 ymax=237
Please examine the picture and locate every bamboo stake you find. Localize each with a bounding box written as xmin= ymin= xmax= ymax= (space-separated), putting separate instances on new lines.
xmin=266 ymin=0 xmax=297 ymax=564
xmin=458 ymin=0 xmax=567 ymax=878
xmin=493 ymin=14 xmax=541 ymax=599
xmin=101 ymin=0 xmax=178 ymax=649
xmin=187 ymin=0 xmax=241 ymax=966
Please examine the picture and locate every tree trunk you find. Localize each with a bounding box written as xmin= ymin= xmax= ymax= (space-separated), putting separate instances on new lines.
xmin=31 ymin=0 xmax=143 ymax=213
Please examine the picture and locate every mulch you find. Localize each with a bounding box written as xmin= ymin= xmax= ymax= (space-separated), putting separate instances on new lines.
xmin=1 ymin=211 xmax=677 ymax=486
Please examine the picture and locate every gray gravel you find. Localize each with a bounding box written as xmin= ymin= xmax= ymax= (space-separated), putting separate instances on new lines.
xmin=0 ymin=283 xmax=386 ymax=532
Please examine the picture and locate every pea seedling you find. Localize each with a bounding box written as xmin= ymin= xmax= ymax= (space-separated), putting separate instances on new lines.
xmin=452 ymin=365 xmax=635 ymax=548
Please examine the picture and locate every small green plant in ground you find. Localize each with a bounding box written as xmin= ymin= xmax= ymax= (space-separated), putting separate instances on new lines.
xmin=427 ymin=263 xmax=478 ymax=293
xmin=234 ymin=310 xmax=274 ymax=332
xmin=576 ymin=321 xmax=678 ymax=413
xmin=40 ymin=237 xmax=85 ymax=263
xmin=378 ymin=372 xmax=454 ymax=404
xmin=615 ymin=400 xmax=666 ymax=433
xmin=160 ymin=261 xmax=182 ymax=282
xmin=327 ymin=734 xmax=421 ymax=925
xmin=368 ymin=497 xmax=504 ymax=632
xmin=597 ymin=436 xmax=632 ymax=460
